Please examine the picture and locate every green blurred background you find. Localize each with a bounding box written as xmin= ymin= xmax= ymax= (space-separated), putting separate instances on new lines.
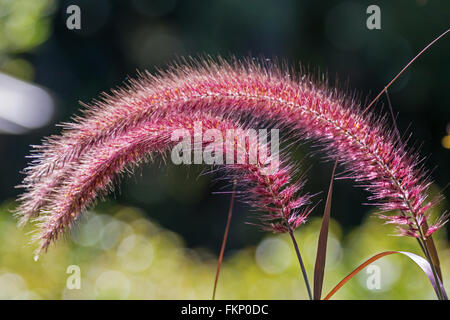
xmin=0 ymin=0 xmax=448 ymax=299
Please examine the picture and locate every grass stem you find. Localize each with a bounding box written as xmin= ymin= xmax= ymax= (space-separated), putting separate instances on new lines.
xmin=212 ymin=180 xmax=237 ymax=300
xmin=288 ymin=227 xmax=313 ymax=300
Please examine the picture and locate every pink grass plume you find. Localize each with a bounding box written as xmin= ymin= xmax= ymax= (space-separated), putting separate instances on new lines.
xmin=15 ymin=56 xmax=447 ymax=258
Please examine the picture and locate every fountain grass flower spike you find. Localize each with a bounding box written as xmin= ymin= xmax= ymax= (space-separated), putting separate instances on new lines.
xmin=16 ymin=58 xmax=447 ymax=297
xmin=17 ymin=58 xmax=446 ymax=243
xmin=17 ymin=111 xmax=312 ymax=257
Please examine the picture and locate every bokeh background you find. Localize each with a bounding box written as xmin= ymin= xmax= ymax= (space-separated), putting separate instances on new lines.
xmin=0 ymin=0 xmax=449 ymax=299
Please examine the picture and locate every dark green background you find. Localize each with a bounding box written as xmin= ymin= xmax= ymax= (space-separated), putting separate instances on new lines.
xmin=1 ymin=0 xmax=449 ymax=252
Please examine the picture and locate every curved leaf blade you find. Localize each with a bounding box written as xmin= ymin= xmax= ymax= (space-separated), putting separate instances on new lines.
xmin=398 ymin=251 xmax=447 ymax=300
xmin=324 ymin=250 xmax=448 ymax=300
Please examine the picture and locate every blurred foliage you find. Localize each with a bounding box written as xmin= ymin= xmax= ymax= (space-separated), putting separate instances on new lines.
xmin=0 ymin=0 xmax=448 ymax=300
xmin=0 ymin=0 xmax=55 ymax=80
xmin=0 ymin=201 xmax=448 ymax=299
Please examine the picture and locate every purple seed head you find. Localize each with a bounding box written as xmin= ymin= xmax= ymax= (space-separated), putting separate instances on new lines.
xmin=16 ymin=57 xmax=446 ymax=256
xmin=20 ymin=111 xmax=310 ymax=256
